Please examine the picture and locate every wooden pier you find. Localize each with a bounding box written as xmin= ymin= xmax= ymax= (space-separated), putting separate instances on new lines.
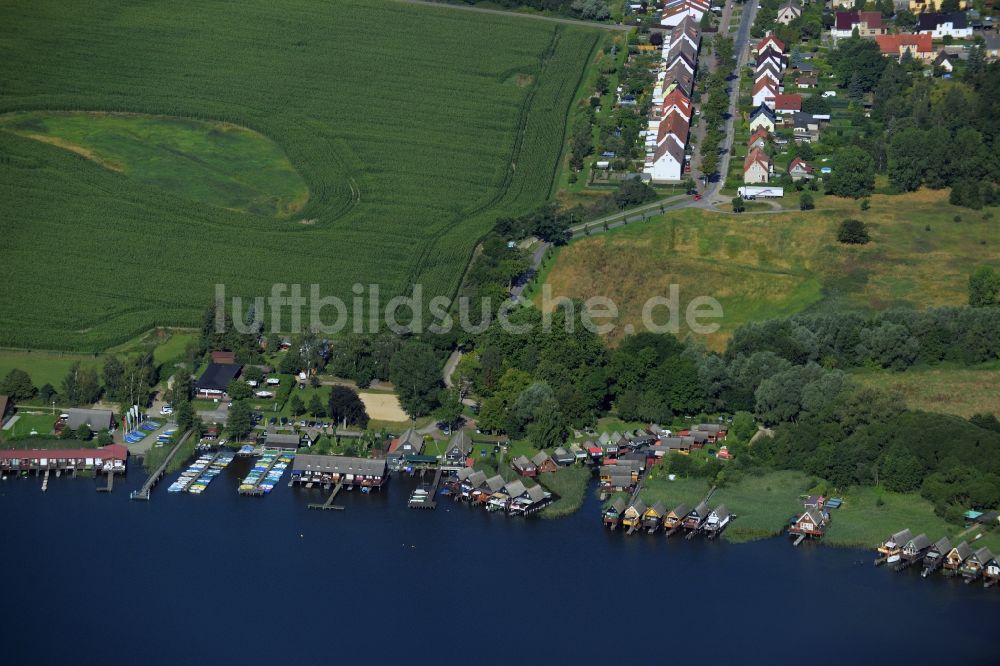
xmin=96 ymin=471 xmax=115 ymax=493
xmin=130 ymin=430 xmax=192 ymax=501
xmin=41 ymin=469 xmax=49 ymax=492
xmin=408 ymin=468 xmax=442 ymax=509
xmin=307 ymin=480 xmax=345 ymax=511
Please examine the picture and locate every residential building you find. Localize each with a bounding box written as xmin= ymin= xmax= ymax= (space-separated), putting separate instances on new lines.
xmin=747 ymin=128 xmax=769 ymax=151
xmin=908 ymin=0 xmax=967 ymax=12
xmin=744 ymin=148 xmax=772 ymax=184
xmin=749 ymin=105 xmax=776 ymax=133
xmin=751 ymin=77 xmax=778 ymax=109
xmin=195 ymin=362 xmax=243 ymax=399
xmin=875 ymin=34 xmax=934 ymax=62
xmin=65 ymin=407 xmax=115 ymax=431
xmin=660 ymin=0 xmax=711 ymax=27
xmin=788 ymin=157 xmax=815 ymax=180
xmin=916 ymin=12 xmax=973 ymax=39
xmin=386 ymin=427 xmax=423 ymax=470
xmin=832 ymin=11 xmax=886 ymax=40
xmin=773 ymin=93 xmax=802 ymax=115
xmin=776 ymin=0 xmax=802 ymax=25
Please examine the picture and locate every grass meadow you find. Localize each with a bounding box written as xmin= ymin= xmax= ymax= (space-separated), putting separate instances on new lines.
xmin=850 ymin=361 xmax=1000 ymax=418
xmin=540 ymin=189 xmax=999 ymax=349
xmin=0 ymin=0 xmax=600 ymax=351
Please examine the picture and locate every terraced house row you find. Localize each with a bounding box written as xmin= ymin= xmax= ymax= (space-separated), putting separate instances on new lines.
xmin=744 ymin=33 xmax=791 ymax=185
xmin=644 ymin=16 xmax=701 ymax=183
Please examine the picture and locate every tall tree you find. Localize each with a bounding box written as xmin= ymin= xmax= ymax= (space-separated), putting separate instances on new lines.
xmin=227 ymin=399 xmax=252 ymax=438
xmin=389 ymin=341 xmax=442 ymax=418
xmin=327 ymin=385 xmax=369 ymax=428
xmin=969 ymin=266 xmax=1000 ymax=308
xmin=0 ymin=368 xmax=35 ymax=401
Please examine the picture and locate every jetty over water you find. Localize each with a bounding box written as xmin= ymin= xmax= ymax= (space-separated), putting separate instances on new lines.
xmin=131 ymin=431 xmax=192 ymax=501
xmin=408 ymin=468 xmax=442 ymax=509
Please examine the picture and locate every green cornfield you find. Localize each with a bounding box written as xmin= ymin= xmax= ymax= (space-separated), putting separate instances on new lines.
xmin=0 ymin=0 xmax=600 ymax=350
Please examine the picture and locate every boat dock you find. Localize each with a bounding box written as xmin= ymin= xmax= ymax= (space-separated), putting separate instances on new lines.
xmin=41 ymin=469 xmax=49 ymax=492
xmin=131 ymin=430 xmax=192 ymax=501
xmin=96 ymin=470 xmax=115 ymax=493
xmin=307 ymin=480 xmax=345 ymax=511
xmin=168 ymin=449 xmax=234 ymax=494
xmin=408 ymin=468 xmax=442 ymax=509
xmin=238 ymin=452 xmax=293 ymax=496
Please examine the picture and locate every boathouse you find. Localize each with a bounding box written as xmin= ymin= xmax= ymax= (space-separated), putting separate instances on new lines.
xmin=788 ymin=508 xmax=829 ymax=538
xmin=704 ymin=504 xmax=731 ymax=535
xmin=291 ymin=454 xmax=388 ymax=488
xmin=643 ymin=501 xmax=666 ymax=531
xmin=0 ymin=443 xmax=127 ymax=473
xmin=985 ymin=557 xmax=1000 ymax=587
xmin=878 ymin=528 xmax=913 ymax=558
xmin=604 ymin=497 xmax=627 ymax=527
xmin=552 ymin=447 xmax=576 ymax=466
xmin=622 ymin=499 xmax=647 ymax=530
xmin=510 ymin=484 xmax=550 ymax=515
xmin=683 ymin=501 xmax=710 ymax=530
xmin=960 ymin=547 xmax=993 ymax=581
xmin=922 ymin=537 xmax=951 ymax=572
xmin=489 ymin=479 xmax=526 ymax=511
xmin=664 ymin=503 xmax=690 ymax=530
xmin=474 ymin=474 xmax=506 ymax=503
xmin=944 ymin=542 xmax=973 ymax=572
xmin=901 ymin=533 xmax=931 ymax=562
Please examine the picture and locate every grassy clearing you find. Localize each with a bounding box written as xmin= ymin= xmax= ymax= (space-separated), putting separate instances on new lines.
xmin=851 ymin=362 xmax=1000 ymax=418
xmin=2 ymin=411 xmax=58 ymax=439
xmin=142 ymin=434 xmax=196 ymax=474
xmin=0 ymin=111 xmax=309 ymax=217
xmin=0 ymin=437 xmax=94 ymax=451
xmin=0 ymin=0 xmax=599 ymax=351
xmin=824 ymin=486 xmax=1000 ymax=553
xmin=640 ymin=469 xmax=815 ymax=543
xmin=537 ymin=466 xmax=591 ymax=518
xmin=540 ymin=189 xmax=999 ymax=349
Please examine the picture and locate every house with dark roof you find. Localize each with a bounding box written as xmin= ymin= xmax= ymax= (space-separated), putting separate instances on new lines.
xmin=664 ymin=503 xmax=690 ymax=530
xmin=552 ymin=447 xmax=576 ymax=466
xmin=960 ymin=547 xmax=993 ymax=581
xmin=901 ymin=533 xmax=932 ymax=562
xmin=944 ymin=541 xmax=973 ymax=572
xmin=65 ymin=408 xmax=115 ymax=431
xmin=643 ymin=501 xmax=667 ymax=531
xmin=386 ymin=427 xmax=423 ymax=470
xmin=622 ymin=499 xmax=647 ymax=530
xmin=443 ymin=430 xmax=473 ymax=468
xmin=196 ymin=362 xmax=243 ymax=398
xmin=704 ymin=504 xmax=731 ymax=535
xmin=531 ymin=450 xmax=558 ymax=474
xmin=604 ymin=496 xmax=627 ymax=528
xmin=917 ymin=12 xmax=972 ymax=39
xmin=291 ymin=454 xmax=387 ymax=488
xmin=683 ymin=500 xmax=710 ymax=530
xmin=749 ymin=105 xmax=776 ymax=133
xmin=512 ymin=454 xmax=537 ymax=478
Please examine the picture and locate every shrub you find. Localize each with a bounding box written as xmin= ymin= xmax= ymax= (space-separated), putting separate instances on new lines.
xmin=837 ymin=219 xmax=870 ymax=244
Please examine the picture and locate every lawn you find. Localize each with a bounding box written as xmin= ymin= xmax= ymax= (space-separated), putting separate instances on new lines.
xmin=540 ymin=189 xmax=999 ymax=349
xmin=851 ymin=361 xmax=1000 ymax=418
xmin=2 ymin=411 xmax=58 ymax=439
xmin=824 ymin=486 xmax=1000 ymax=553
xmin=0 ymin=0 xmax=600 ymax=351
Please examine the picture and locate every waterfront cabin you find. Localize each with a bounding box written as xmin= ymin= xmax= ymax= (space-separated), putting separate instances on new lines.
xmin=512 ymin=455 xmax=537 ymax=478
xmin=642 ymin=501 xmax=666 ymax=532
xmin=488 ymin=479 xmax=527 ymax=512
xmin=877 ymin=528 xmax=913 ymax=559
xmin=264 ymin=432 xmax=301 ymax=452
xmin=985 ymin=557 xmax=1000 ymax=588
xmin=531 ymin=451 xmax=559 ymax=474
xmin=921 ymin=537 xmax=952 ymax=574
xmin=900 ymin=533 xmax=932 ymax=563
xmin=788 ymin=508 xmax=829 ymax=539
xmin=510 ymin=484 xmax=550 ymax=516
xmin=443 ymin=430 xmax=473 ymax=469
xmin=455 ymin=468 xmax=483 ymax=497
xmin=290 ymin=454 xmax=388 ymax=489
xmin=475 ymin=474 xmax=506 ymax=503
xmin=552 ymin=447 xmax=576 ymax=466
xmin=960 ymin=547 xmax=994 ymax=582
xmin=682 ymin=501 xmax=710 ymax=530
xmin=944 ymin=541 xmax=973 ymax=573
xmin=604 ymin=497 xmax=627 ymax=528
xmin=664 ymin=504 xmax=690 ymax=530
xmin=622 ymin=499 xmax=647 ymax=530
xmin=703 ymin=504 xmax=732 ymax=536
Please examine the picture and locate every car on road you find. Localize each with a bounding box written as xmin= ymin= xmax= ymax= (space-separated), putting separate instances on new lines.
xmin=160 ymin=405 xmax=173 ymax=415
xmin=693 ymin=194 xmax=702 ymax=201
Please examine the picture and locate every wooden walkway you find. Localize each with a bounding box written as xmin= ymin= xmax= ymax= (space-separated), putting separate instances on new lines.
xmin=408 ymin=468 xmax=443 ymax=509
xmin=130 ymin=430 xmax=192 ymax=501
xmin=308 ymin=480 xmax=345 ymax=511
xmin=96 ymin=471 xmax=115 ymax=493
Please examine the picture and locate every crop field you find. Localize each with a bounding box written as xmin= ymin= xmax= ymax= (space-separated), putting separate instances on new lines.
xmin=851 ymin=361 xmax=1000 ymax=418
xmin=540 ymin=190 xmax=999 ymax=349
xmin=0 ymin=0 xmax=600 ymax=351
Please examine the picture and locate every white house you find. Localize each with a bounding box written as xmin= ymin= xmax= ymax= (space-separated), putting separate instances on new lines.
xmin=776 ymin=1 xmax=802 ymax=25
xmin=660 ymin=0 xmax=711 ymax=27
xmin=744 ymin=148 xmax=772 ymax=184
xmin=916 ymin=12 xmax=973 ymax=39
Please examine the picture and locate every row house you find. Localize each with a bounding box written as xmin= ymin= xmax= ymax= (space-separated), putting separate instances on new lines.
xmin=659 ymin=0 xmax=710 ymax=27
xmin=831 ymin=11 xmax=886 ymax=41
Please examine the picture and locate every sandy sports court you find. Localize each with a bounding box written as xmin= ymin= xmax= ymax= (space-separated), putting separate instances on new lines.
xmin=358 ymin=392 xmax=408 ymax=422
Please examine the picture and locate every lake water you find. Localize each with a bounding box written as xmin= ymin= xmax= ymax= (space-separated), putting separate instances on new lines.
xmin=3 ymin=459 xmax=999 ymax=665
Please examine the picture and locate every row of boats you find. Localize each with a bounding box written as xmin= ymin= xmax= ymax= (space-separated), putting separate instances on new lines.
xmin=238 ymin=453 xmax=294 ymax=495
xmin=167 ymin=451 xmax=235 ymax=494
xmin=876 ymin=528 xmax=999 ymax=588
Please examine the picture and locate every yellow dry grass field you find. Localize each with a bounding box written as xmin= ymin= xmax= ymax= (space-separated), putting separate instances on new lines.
xmin=358 ymin=392 xmax=408 ymax=422
xmin=540 ymin=190 xmax=999 ymax=349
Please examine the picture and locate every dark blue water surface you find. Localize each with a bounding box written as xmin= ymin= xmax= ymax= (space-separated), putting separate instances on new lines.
xmin=3 ymin=459 xmax=999 ymax=666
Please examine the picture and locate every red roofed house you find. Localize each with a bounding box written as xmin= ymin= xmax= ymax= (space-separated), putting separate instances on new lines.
xmin=832 ymin=11 xmax=886 ymax=40
xmin=747 ymin=128 xmax=770 ymax=151
xmin=744 ymin=148 xmax=772 ymax=184
xmin=788 ymin=157 xmax=815 ymax=181
xmin=875 ymin=34 xmax=935 ymax=62
xmin=773 ymin=93 xmax=802 ymax=115
xmin=752 ymin=77 xmax=778 ymax=109
xmin=0 ymin=444 xmax=128 ymax=473
xmin=753 ymin=32 xmax=785 ymax=56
